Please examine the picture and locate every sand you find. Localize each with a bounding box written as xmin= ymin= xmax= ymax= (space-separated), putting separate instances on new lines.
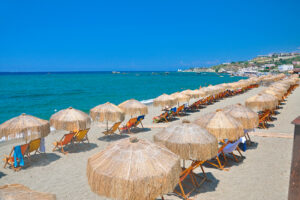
xmin=0 ymin=85 xmax=299 ymax=200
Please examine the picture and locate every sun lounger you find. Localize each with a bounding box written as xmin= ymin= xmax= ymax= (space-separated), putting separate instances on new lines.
xmin=153 ymin=112 xmax=169 ymax=123
xmin=102 ymin=122 xmax=121 ymax=135
xmin=73 ymin=129 xmax=90 ymax=143
xmin=221 ymin=137 xmax=245 ymax=162
xmin=134 ymin=115 xmax=145 ymax=128
xmin=121 ymin=118 xmax=137 ymax=133
xmin=258 ymin=111 xmax=270 ymax=129
xmin=26 ymin=138 xmax=41 ymax=159
xmin=52 ymin=132 xmax=76 ymax=154
xmin=3 ymin=144 xmax=28 ymax=171
xmin=173 ymin=105 xmax=185 ymax=116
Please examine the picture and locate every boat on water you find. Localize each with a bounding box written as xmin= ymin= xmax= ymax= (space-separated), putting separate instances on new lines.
xmin=112 ymin=71 xmax=120 ymax=74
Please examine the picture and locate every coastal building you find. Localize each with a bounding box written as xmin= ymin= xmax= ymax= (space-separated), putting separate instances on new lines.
xmin=278 ymin=64 xmax=294 ymax=72
xmin=262 ymin=64 xmax=275 ymax=68
xmin=292 ymin=61 xmax=300 ymax=66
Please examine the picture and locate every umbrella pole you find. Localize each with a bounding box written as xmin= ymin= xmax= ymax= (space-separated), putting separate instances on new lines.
xmin=106 ymin=120 xmax=108 ymax=131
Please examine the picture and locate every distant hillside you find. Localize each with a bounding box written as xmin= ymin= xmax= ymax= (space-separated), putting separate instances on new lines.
xmin=211 ymin=54 xmax=300 ymax=72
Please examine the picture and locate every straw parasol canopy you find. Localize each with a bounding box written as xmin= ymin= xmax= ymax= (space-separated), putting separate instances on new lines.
xmin=118 ymin=99 xmax=148 ymax=116
xmin=171 ymin=92 xmax=190 ymax=103
xmin=245 ymin=93 xmax=278 ymax=112
xmin=87 ymin=137 xmax=181 ymax=200
xmin=223 ymin=103 xmax=259 ymax=130
xmin=0 ymin=114 xmax=50 ymax=142
xmin=181 ymin=89 xmax=200 ymax=99
xmin=154 ymin=120 xmax=218 ymax=161
xmin=269 ymin=85 xmax=287 ymax=94
xmin=262 ymin=89 xmax=284 ymax=100
xmin=153 ymin=94 xmax=177 ymax=107
xmin=194 ymin=109 xmax=244 ymax=141
xmin=0 ymin=184 xmax=56 ymax=200
xmin=90 ymin=102 xmax=125 ymax=122
xmin=50 ymin=107 xmax=91 ymax=132
xmin=196 ymin=89 xmax=207 ymax=97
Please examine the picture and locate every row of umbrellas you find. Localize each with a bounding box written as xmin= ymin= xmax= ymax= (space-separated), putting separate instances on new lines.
xmin=245 ymin=75 xmax=299 ymax=112
xmin=152 ymin=76 xmax=268 ymax=108
xmin=0 ymin=99 xmax=149 ymax=143
xmin=87 ymin=102 xmax=260 ymax=200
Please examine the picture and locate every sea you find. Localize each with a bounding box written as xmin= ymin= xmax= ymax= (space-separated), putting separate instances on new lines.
xmin=0 ymin=71 xmax=247 ymax=123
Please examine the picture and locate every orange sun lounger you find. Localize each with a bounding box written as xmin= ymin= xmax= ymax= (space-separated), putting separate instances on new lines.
xmin=53 ymin=132 xmax=76 ymax=154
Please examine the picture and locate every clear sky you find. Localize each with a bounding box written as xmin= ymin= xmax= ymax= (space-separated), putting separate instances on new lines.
xmin=0 ymin=0 xmax=300 ymax=72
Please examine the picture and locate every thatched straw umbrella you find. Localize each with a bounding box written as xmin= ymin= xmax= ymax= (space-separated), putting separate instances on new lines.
xmin=50 ymin=107 xmax=91 ymax=132
xmin=245 ymin=93 xmax=278 ymax=112
xmin=0 ymin=184 xmax=56 ymax=200
xmin=118 ymin=99 xmax=148 ymax=116
xmin=262 ymin=89 xmax=284 ymax=101
xmin=269 ymin=85 xmax=287 ymax=94
xmin=153 ymin=94 xmax=177 ymax=108
xmin=0 ymin=113 xmax=50 ymax=143
xmin=171 ymin=92 xmax=190 ymax=106
xmin=87 ymin=137 xmax=181 ymax=200
xmin=194 ymin=109 xmax=244 ymax=141
xmin=223 ymin=103 xmax=259 ymax=130
xmin=154 ymin=120 xmax=218 ymax=161
xmin=90 ymin=102 xmax=125 ymax=130
xmin=181 ymin=89 xmax=200 ymax=99
xmin=197 ymin=89 xmax=207 ymax=97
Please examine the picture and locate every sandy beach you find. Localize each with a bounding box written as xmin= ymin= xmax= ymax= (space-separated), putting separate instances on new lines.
xmin=0 ymin=85 xmax=299 ymax=200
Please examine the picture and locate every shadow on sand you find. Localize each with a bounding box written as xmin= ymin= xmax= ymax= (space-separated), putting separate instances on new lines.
xmin=23 ymin=153 xmax=61 ymax=169
xmin=0 ymin=171 xmax=7 ymax=178
xmin=99 ymin=134 xmax=129 ymax=142
xmin=161 ymin=172 xmax=219 ymax=200
xmin=67 ymin=143 xmax=98 ymax=153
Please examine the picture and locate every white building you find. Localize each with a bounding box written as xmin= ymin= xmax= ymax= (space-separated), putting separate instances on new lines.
xmin=278 ymin=64 xmax=294 ymax=72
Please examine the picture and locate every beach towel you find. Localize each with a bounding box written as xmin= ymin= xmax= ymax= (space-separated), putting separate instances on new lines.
xmin=40 ymin=137 xmax=46 ymax=153
xmin=222 ymin=137 xmax=246 ymax=154
xmin=13 ymin=145 xmax=24 ymax=168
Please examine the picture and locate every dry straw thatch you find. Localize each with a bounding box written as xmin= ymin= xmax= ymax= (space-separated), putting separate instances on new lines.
xmin=171 ymin=92 xmax=190 ymax=103
xmin=262 ymin=89 xmax=284 ymax=100
xmin=90 ymin=102 xmax=125 ymax=122
xmin=196 ymin=89 xmax=207 ymax=97
xmin=181 ymin=89 xmax=200 ymax=99
xmin=87 ymin=137 xmax=181 ymax=200
xmin=118 ymin=99 xmax=148 ymax=116
xmin=200 ymin=87 xmax=214 ymax=95
xmin=153 ymin=94 xmax=177 ymax=107
xmin=0 ymin=113 xmax=50 ymax=142
xmin=0 ymin=184 xmax=56 ymax=200
xmin=194 ymin=109 xmax=244 ymax=141
xmin=50 ymin=107 xmax=91 ymax=131
xmin=268 ymin=85 xmax=287 ymax=94
xmin=224 ymin=103 xmax=259 ymax=130
xmin=245 ymin=93 xmax=278 ymax=112
xmin=154 ymin=120 xmax=218 ymax=161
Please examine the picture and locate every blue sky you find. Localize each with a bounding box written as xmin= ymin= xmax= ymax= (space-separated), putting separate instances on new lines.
xmin=0 ymin=0 xmax=300 ymax=72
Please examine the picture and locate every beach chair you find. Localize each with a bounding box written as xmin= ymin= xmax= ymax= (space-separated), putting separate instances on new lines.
xmin=173 ymin=105 xmax=185 ymax=116
xmin=258 ymin=112 xmax=269 ymax=129
xmin=174 ymin=160 xmax=207 ymax=200
xmin=103 ymin=122 xmax=121 ymax=135
xmin=3 ymin=144 xmax=29 ymax=171
xmin=221 ymin=137 xmax=245 ymax=163
xmin=52 ymin=132 xmax=76 ymax=154
xmin=26 ymin=138 xmax=41 ymax=160
xmin=134 ymin=115 xmax=145 ymax=128
xmin=73 ymin=129 xmax=90 ymax=143
xmin=121 ymin=118 xmax=137 ymax=133
xmin=153 ymin=112 xmax=169 ymax=123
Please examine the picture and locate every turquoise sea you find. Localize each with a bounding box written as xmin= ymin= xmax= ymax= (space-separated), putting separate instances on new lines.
xmin=0 ymin=72 xmax=247 ymax=123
